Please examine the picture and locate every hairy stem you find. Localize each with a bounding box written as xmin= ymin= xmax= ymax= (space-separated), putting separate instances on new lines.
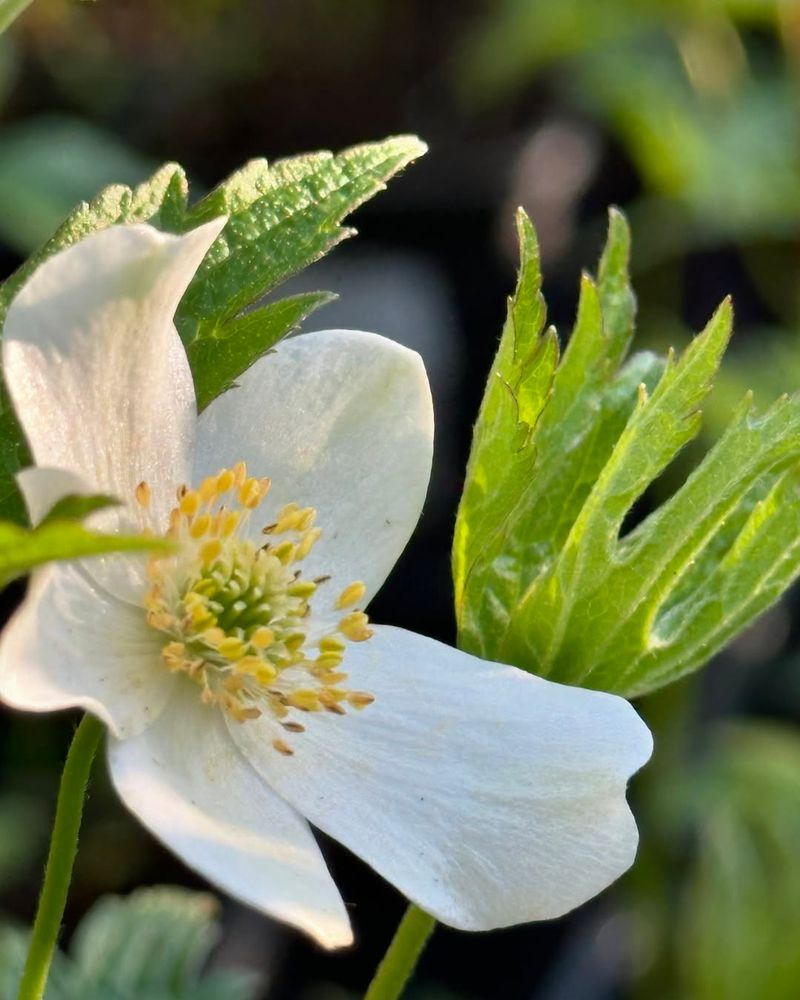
xmin=17 ymin=713 xmax=104 ymax=1000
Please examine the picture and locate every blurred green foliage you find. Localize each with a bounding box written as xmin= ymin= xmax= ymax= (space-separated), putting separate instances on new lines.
xmin=1 ymin=2 xmax=800 ymax=999
xmin=0 ymin=887 xmax=260 ymax=999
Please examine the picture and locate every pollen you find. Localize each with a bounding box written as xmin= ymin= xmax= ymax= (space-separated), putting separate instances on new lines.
xmin=143 ymin=461 xmax=375 ymax=746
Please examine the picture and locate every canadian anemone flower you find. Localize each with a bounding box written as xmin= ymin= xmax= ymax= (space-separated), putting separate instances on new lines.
xmin=0 ymin=218 xmax=652 ymax=948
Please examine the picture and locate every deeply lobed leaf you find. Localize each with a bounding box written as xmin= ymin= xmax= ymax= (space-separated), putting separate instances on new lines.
xmin=455 ymin=207 xmax=800 ymax=697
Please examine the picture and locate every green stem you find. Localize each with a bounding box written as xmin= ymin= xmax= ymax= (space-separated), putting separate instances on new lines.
xmin=17 ymin=714 xmax=104 ymax=1000
xmin=363 ymin=904 xmax=437 ymax=1000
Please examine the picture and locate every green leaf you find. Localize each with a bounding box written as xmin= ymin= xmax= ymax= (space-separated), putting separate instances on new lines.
xmin=39 ymin=493 xmax=119 ymax=525
xmin=455 ymin=207 xmax=800 ymax=697
xmin=0 ymin=887 xmax=259 ymax=999
xmin=188 ymin=291 xmax=335 ymax=411
xmin=0 ymin=136 xmax=426 ymax=522
xmin=0 ymin=518 xmax=171 ymax=588
xmin=453 ymin=210 xmax=557 ymax=644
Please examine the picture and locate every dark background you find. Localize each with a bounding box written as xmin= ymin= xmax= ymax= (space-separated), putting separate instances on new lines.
xmin=2 ymin=2 xmax=800 ymax=999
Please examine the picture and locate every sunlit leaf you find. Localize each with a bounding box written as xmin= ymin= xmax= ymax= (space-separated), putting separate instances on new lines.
xmin=455 ymin=208 xmax=800 ymax=697
xmin=0 ymin=136 xmax=426 ymax=522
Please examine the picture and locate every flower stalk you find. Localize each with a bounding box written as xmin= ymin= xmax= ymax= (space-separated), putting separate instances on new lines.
xmin=17 ymin=713 xmax=103 ymax=1000
xmin=364 ymin=904 xmax=437 ymax=1000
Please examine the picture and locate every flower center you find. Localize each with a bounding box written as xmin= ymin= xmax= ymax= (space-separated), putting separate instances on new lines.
xmin=139 ymin=461 xmax=374 ymax=753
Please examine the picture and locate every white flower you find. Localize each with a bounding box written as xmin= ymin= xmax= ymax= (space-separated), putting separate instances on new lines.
xmin=0 ymin=219 xmax=652 ymax=949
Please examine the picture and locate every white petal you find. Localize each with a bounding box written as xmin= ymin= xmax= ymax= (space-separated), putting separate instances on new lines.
xmin=230 ymin=627 xmax=652 ymax=931
xmin=3 ymin=219 xmax=225 ymax=529
xmin=194 ymin=329 xmax=433 ymax=609
xmin=0 ymin=562 xmax=172 ymax=739
xmin=108 ymin=693 xmax=352 ymax=949
xmin=17 ymin=465 xmax=98 ymax=526
xmin=17 ymin=465 xmax=150 ymax=606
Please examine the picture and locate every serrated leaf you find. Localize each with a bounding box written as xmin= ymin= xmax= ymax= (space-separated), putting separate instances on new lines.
xmin=456 ymin=207 xmax=800 ymax=697
xmin=453 ymin=210 xmax=556 ymax=643
xmin=175 ymin=136 xmax=427 ymax=341
xmin=455 ymin=208 xmax=662 ymax=659
xmin=189 ymin=291 xmax=335 ymax=410
xmin=0 ymin=518 xmax=171 ymax=588
xmin=0 ymin=137 xmax=425 ymax=523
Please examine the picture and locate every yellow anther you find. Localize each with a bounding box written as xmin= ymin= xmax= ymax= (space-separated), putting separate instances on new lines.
xmin=232 ymin=461 xmax=248 ymax=486
xmin=274 ymin=506 xmax=301 ymax=533
xmin=348 ymin=691 xmax=375 ymax=709
xmin=319 ymin=688 xmax=347 ymax=706
xmin=216 ymin=468 xmax=235 ymax=493
xmin=339 ymin=611 xmax=373 ymax=642
xmin=271 ymin=540 xmax=296 ymax=565
xmin=202 ymin=626 xmax=226 ymax=647
xmin=315 ymin=652 xmax=344 ymax=670
xmin=147 ymin=610 xmax=175 ymax=631
xmin=218 ymin=636 xmax=246 ymax=660
xmin=198 ymin=476 xmax=218 ymax=503
xmin=162 ymin=642 xmax=186 ymax=670
xmin=179 ymin=491 xmax=200 ymax=517
xmin=299 ymin=508 xmax=317 ymax=530
xmin=135 ymin=481 xmax=151 ymax=508
xmin=190 ymin=513 xmax=212 ymax=538
xmin=199 ymin=539 xmax=222 ymax=565
xmin=190 ymin=602 xmax=215 ymax=629
xmin=230 ymin=704 xmax=262 ymax=723
xmin=250 ymin=626 xmax=275 ymax=648
xmin=220 ymin=511 xmax=240 ymax=537
xmin=287 ymin=690 xmax=322 ymax=712
xmin=336 ymin=581 xmax=367 ymax=610
xmin=239 ymin=478 xmax=263 ymax=509
xmin=143 ymin=586 xmax=163 ymax=611
xmin=316 ymin=670 xmax=348 ymax=685
xmin=273 ymin=738 xmax=294 ymax=756
xmin=295 ymin=527 xmax=322 ymax=560
xmin=282 ymin=721 xmax=305 ymax=733
xmin=168 ymin=510 xmax=182 ymax=535
xmin=268 ymin=695 xmax=289 ymax=719
xmin=284 ymin=632 xmax=306 ymax=653
xmin=319 ymin=635 xmax=346 ymax=653
xmin=287 ymin=579 xmax=316 ymax=599
xmin=235 ymin=657 xmax=277 ymax=685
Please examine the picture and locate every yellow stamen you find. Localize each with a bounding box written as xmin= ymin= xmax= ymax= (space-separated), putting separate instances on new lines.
xmin=179 ymin=491 xmax=200 ymax=517
xmin=336 ymin=581 xmax=367 ymax=609
xmin=339 ymin=611 xmax=373 ymax=641
xmin=143 ymin=461 xmax=375 ymax=731
xmin=135 ymin=481 xmax=151 ymax=508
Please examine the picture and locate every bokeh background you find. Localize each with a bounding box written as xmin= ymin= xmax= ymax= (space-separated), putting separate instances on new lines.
xmin=2 ymin=1 xmax=800 ymax=998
